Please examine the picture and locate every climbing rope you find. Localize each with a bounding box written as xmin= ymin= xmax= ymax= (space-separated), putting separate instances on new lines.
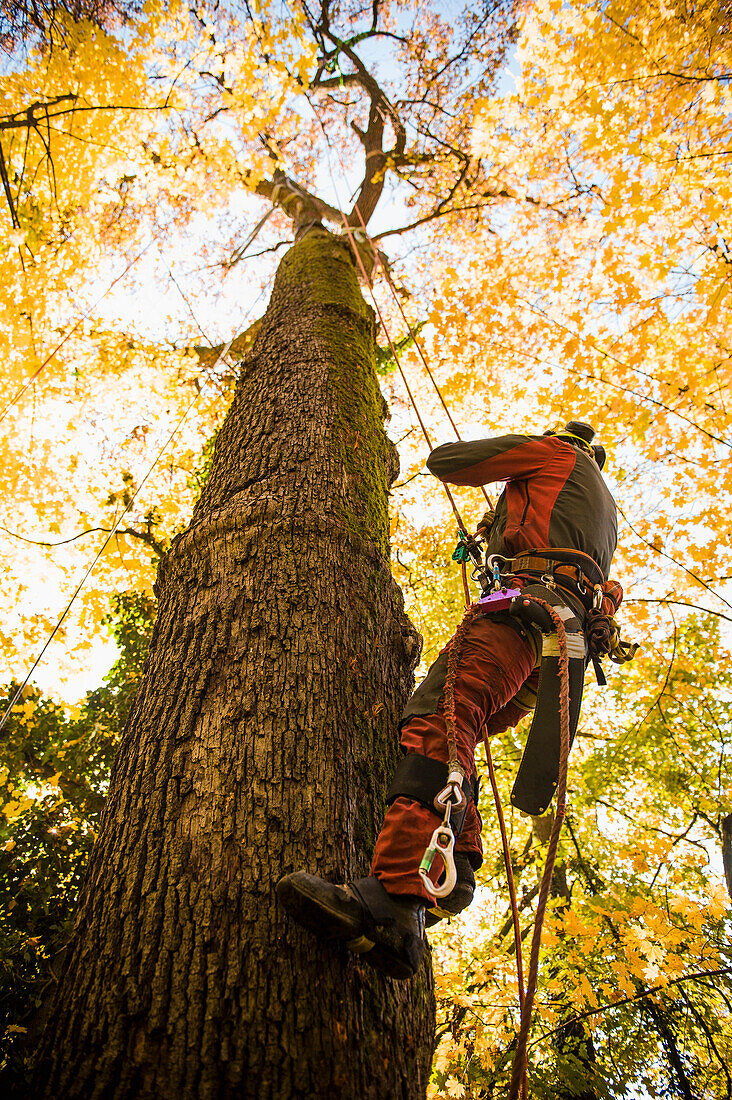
xmin=336 ymin=211 xmax=474 ymax=538
xmin=344 ymin=203 xmax=493 ymax=513
xmin=508 ymin=598 xmax=571 ymax=1100
xmin=304 ymin=91 xmax=493 ymax=534
xmin=484 ymin=731 xmax=527 ymax=1100
xmin=321 ymin=184 xmax=536 ymax=1091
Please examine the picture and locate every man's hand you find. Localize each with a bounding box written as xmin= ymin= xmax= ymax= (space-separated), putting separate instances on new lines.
xmin=476 ymin=508 xmax=496 ymax=537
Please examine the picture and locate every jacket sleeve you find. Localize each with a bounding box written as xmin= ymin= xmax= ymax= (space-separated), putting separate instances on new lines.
xmin=426 ymin=434 xmax=568 ymax=487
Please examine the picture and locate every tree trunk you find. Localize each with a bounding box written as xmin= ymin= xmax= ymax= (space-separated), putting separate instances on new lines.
xmin=31 ymin=228 xmax=435 ymax=1099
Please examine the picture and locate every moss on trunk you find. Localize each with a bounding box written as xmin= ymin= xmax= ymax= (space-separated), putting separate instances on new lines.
xmin=31 ymin=228 xmax=434 ymax=1100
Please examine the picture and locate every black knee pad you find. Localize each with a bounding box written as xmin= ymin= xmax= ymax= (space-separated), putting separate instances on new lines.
xmin=386 ymin=753 xmax=476 ymax=835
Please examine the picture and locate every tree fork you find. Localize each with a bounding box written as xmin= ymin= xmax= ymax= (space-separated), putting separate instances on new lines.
xmin=31 ymin=228 xmax=435 ymax=1100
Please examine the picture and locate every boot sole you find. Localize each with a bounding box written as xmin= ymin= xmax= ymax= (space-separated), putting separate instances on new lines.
xmin=277 ymin=873 xmax=420 ymax=981
xmin=276 ymin=872 xmax=364 ymax=941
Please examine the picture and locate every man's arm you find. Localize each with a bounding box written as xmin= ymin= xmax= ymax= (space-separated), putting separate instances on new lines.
xmin=426 ymin=434 xmax=573 ymax=487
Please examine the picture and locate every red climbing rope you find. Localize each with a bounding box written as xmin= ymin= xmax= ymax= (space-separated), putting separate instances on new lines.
xmin=508 ymin=598 xmax=571 ymax=1100
xmin=443 ymin=596 xmax=528 ymax=1099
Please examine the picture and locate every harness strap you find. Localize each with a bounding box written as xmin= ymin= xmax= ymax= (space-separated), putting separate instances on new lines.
xmin=386 ymin=752 xmax=476 ymax=836
xmin=510 ymin=547 xmax=606 ymax=585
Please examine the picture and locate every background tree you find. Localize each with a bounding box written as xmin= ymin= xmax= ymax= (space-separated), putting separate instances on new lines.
xmin=0 ymin=592 xmax=155 ymax=1088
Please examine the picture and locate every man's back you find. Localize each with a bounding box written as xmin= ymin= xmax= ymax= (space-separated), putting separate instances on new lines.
xmin=427 ymin=432 xmax=617 ymax=577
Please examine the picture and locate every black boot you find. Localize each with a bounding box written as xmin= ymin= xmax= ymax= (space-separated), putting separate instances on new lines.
xmin=426 ymin=853 xmax=475 ymax=927
xmin=276 ymin=872 xmax=425 ymax=980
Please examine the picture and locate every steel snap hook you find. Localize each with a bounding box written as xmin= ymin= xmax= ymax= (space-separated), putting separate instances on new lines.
xmin=418 ymin=822 xmax=458 ymax=898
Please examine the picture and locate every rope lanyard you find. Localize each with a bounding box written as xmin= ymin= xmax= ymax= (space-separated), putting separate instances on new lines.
xmin=507 ymin=597 xmax=572 ymax=1100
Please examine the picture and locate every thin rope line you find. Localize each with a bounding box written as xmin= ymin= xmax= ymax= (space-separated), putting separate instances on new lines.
xmin=485 ymin=732 xmax=528 ymax=1100
xmin=0 ymin=236 xmax=157 ymax=425
xmin=0 ymin=337 xmax=235 ymax=733
xmin=304 ymin=102 xmax=472 ymax=535
xmin=346 ymin=203 xmax=494 ymax=512
xmin=447 ymin=578 xmax=528 ymax=1100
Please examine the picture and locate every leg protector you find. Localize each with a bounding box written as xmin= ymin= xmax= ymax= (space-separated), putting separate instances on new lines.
xmin=386 ymin=752 xmax=476 ymax=835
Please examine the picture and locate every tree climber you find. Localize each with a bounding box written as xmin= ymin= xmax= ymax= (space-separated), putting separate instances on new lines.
xmin=278 ymin=421 xmax=626 ymax=979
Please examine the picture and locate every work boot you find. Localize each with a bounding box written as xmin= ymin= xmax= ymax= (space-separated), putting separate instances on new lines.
xmin=276 ymin=872 xmax=425 ymax=980
xmin=426 ymin=853 xmax=476 ymax=927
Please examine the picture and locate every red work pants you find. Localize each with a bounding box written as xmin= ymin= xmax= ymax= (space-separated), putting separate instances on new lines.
xmin=370 ymin=616 xmax=536 ymax=900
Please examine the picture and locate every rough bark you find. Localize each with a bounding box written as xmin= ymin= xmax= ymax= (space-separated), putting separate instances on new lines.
xmin=31 ymin=227 xmax=435 ymax=1099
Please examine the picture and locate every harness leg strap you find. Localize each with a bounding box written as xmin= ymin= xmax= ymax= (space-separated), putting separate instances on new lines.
xmin=386 ymin=752 xmax=477 ymax=835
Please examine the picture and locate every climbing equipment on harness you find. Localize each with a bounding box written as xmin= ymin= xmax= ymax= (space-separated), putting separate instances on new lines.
xmin=387 ymin=752 xmax=475 ymax=899
xmin=425 ymin=853 xmax=476 ymax=927
xmin=420 ymin=809 xmax=458 ymax=898
xmin=386 ymin=753 xmax=474 ymax=834
xmin=469 ymin=548 xmax=637 ymax=813
xmin=452 ymin=529 xmax=482 ymax=565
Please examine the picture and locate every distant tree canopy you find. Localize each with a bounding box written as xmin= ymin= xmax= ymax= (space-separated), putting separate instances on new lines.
xmin=0 ymin=592 xmax=155 ymax=1081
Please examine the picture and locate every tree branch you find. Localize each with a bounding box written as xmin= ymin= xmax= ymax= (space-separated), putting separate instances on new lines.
xmin=0 ymin=524 xmax=166 ymax=558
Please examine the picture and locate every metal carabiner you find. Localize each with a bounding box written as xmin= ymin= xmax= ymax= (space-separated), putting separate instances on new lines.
xmin=418 ymin=821 xmax=458 ymax=898
xmin=486 ymin=553 xmax=509 ymax=593
xmin=434 ymin=767 xmax=467 ymax=814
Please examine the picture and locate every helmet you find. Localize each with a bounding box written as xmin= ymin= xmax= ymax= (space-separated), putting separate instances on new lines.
xmin=546 ymin=420 xmax=606 ymax=469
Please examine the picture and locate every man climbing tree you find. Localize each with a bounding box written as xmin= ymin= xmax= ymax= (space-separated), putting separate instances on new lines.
xmin=6 ymin=0 xmax=727 ymax=1097
xmin=278 ymin=421 xmax=630 ymax=979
